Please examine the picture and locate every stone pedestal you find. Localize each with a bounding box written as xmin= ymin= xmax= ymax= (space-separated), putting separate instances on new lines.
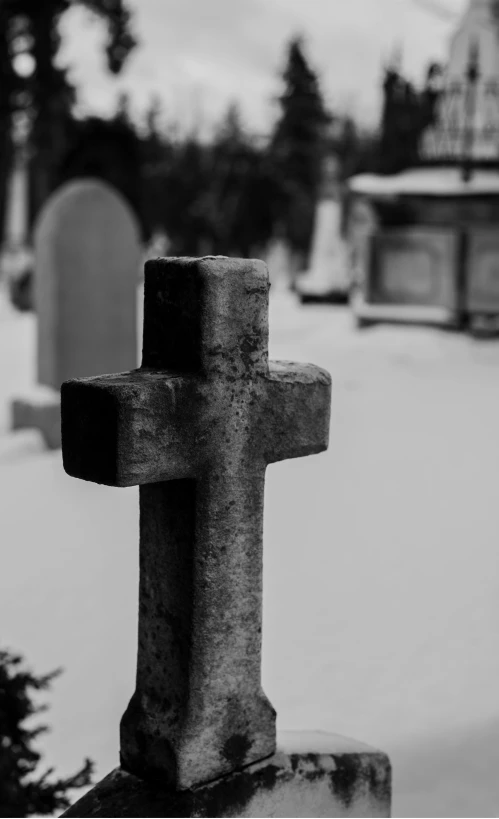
xmin=62 ymin=731 xmax=391 ymax=818
xmin=348 ymin=169 xmax=499 ymax=330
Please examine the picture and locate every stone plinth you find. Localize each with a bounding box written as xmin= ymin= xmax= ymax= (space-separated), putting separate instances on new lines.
xmin=348 ymin=169 xmax=499 ymax=330
xmin=62 ymin=732 xmax=391 ymax=818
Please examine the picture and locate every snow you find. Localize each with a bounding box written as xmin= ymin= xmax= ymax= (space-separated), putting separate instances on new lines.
xmin=1 ymin=286 xmax=499 ymax=817
xmin=348 ymin=166 xmax=499 ymax=197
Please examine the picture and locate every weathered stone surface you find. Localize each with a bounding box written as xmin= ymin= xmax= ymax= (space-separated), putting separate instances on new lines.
xmin=11 ymin=178 xmax=141 ymax=448
xmin=61 ymin=257 xmax=332 ymax=792
xmin=61 ymin=731 xmax=391 ymax=818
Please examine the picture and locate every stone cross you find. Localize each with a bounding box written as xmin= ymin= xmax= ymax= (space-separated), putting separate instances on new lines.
xmin=61 ymin=256 xmax=331 ymax=791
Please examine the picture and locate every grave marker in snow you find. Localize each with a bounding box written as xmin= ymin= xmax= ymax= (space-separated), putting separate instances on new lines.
xmin=11 ymin=179 xmax=141 ymax=449
xmin=60 ymin=256 xmax=391 ymax=817
xmin=296 ymin=152 xmax=350 ymax=304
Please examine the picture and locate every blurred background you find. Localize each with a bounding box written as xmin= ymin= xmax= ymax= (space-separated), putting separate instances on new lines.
xmin=3 ymin=1 xmax=499 ymax=817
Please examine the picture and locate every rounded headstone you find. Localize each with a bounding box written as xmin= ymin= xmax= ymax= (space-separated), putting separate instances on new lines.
xmin=35 ymin=179 xmax=141 ymax=389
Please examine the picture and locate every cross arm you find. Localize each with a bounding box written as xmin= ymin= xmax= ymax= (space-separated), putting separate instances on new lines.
xmin=260 ymin=361 xmax=331 ymax=465
xmin=61 ymin=370 xmax=198 ymax=487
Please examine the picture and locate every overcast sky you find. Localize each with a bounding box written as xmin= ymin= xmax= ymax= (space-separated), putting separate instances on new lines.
xmin=58 ymin=0 xmax=469 ymax=134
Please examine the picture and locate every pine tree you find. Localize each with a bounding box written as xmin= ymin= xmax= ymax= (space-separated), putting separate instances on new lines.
xmin=140 ymin=96 xmax=174 ymax=242
xmin=153 ymin=133 xmax=213 ymax=257
xmin=56 ymin=108 xmax=144 ymax=236
xmin=269 ymin=36 xmax=330 ymax=260
xmin=140 ymin=102 xmax=276 ymax=259
xmin=0 ymin=0 xmax=137 ymax=240
xmin=204 ymin=103 xmax=276 ymax=257
xmin=0 ymin=649 xmax=93 ymax=817
xmin=378 ymin=58 xmax=442 ymax=175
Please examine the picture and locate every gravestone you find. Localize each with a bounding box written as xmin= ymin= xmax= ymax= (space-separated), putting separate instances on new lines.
xmin=296 ymin=154 xmax=350 ymax=304
xmin=11 ymin=179 xmax=141 ymax=448
xmin=60 ymin=256 xmax=391 ymax=817
xmin=265 ymin=237 xmax=293 ymax=292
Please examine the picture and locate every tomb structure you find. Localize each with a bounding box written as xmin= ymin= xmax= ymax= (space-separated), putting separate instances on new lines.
xmin=348 ymin=0 xmax=499 ymax=332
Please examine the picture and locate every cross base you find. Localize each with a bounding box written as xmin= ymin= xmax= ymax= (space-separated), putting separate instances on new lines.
xmin=61 ymin=731 xmax=391 ymax=818
xmin=11 ymin=388 xmax=61 ymax=449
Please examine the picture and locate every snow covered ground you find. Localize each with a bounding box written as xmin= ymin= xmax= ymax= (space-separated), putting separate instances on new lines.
xmin=1 ymin=285 xmax=499 ymax=817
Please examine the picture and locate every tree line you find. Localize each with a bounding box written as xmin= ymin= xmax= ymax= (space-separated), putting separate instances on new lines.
xmin=0 ymin=1 xmax=442 ymax=267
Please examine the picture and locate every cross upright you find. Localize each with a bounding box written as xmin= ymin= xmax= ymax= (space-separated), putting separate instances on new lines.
xmin=61 ymin=256 xmax=331 ymax=792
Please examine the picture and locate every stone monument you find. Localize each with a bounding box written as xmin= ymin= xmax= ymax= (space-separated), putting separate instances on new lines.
xmin=348 ymin=0 xmax=499 ymax=332
xmin=60 ymin=256 xmax=391 ymax=817
xmin=264 ymin=236 xmax=293 ymax=293
xmin=11 ymin=179 xmax=141 ymax=448
xmin=296 ymin=153 xmax=350 ymax=304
